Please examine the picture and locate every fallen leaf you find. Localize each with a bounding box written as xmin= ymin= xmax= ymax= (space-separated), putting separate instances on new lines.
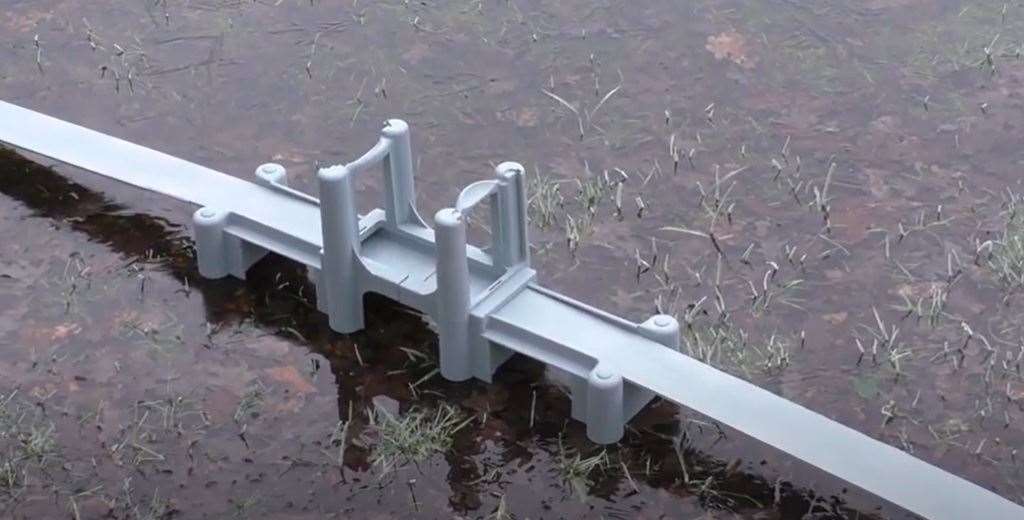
xmin=401 ymin=41 xmax=431 ymax=65
xmin=1 ymin=10 xmax=53 ymax=33
xmin=822 ymin=311 xmax=848 ymax=325
xmin=266 ymin=366 xmax=316 ymax=395
xmin=22 ymin=322 xmax=82 ymax=347
xmin=706 ymin=31 xmax=755 ymax=69
xmin=862 ymin=0 xmax=932 ymax=9
xmin=1008 ymin=383 xmax=1024 ymax=402
xmin=894 ymin=281 xmax=943 ymax=300
xmin=513 ymin=107 xmax=539 ymax=127
xmin=50 ymin=323 xmax=81 ymax=341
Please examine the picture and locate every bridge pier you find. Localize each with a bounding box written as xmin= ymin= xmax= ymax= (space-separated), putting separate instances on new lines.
xmin=192 ymin=207 xmax=267 ymax=279
xmin=317 ymin=165 xmax=364 ymax=333
xmin=586 ymin=365 xmax=625 ymax=444
xmin=434 ymin=208 xmax=473 ymax=381
xmin=565 ymin=313 xmax=680 ymax=444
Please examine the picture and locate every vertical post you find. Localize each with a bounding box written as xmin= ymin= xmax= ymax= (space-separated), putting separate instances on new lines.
xmin=193 ymin=207 xmax=230 ymax=279
xmin=434 ymin=208 xmax=472 ymax=381
xmin=318 ymin=165 xmax=364 ymax=333
xmin=381 ymin=120 xmax=416 ymax=228
xmin=493 ymin=162 xmax=529 ymax=269
xmin=586 ymin=364 xmax=625 ymax=444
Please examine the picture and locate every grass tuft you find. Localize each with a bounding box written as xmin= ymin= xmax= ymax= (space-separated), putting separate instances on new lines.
xmin=0 ymin=392 xmax=61 ymax=496
xmin=528 ymin=171 xmax=564 ymax=230
xmin=988 ymin=211 xmax=1024 ymax=291
xmin=365 ymin=403 xmax=472 ymax=476
xmin=553 ymin=436 xmax=608 ymax=500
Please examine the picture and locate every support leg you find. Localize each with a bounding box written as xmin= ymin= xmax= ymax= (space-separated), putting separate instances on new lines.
xmin=318 ymin=166 xmax=364 ymax=333
xmin=192 ymin=207 xmax=270 ymax=280
xmin=193 ymin=208 xmax=230 ymax=279
xmin=586 ymin=364 xmax=625 ymax=444
xmin=434 ymin=208 xmax=472 ymax=381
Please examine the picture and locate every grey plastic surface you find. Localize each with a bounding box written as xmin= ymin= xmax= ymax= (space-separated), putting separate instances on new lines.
xmin=1 ymin=99 xmax=1021 ymax=519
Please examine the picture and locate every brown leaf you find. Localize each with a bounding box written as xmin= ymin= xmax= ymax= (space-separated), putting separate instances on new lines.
xmin=21 ymin=321 xmax=81 ymax=347
xmin=50 ymin=323 xmax=81 ymax=341
xmin=862 ymin=0 xmax=932 ymax=9
xmin=401 ymin=41 xmax=431 ymax=65
xmin=1008 ymin=383 xmax=1024 ymax=402
xmin=822 ymin=312 xmax=848 ymax=325
xmin=706 ymin=31 xmax=755 ymax=69
xmin=265 ymin=366 xmax=316 ymax=395
xmin=1 ymin=10 xmax=53 ymax=33
xmin=513 ymin=107 xmax=539 ymax=127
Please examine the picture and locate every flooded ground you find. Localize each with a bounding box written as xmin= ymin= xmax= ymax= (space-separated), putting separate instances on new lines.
xmin=1 ymin=0 xmax=1023 ymax=518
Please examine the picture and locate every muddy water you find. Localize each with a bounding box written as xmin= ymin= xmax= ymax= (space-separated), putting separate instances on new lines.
xmin=2 ymin=0 xmax=1023 ymax=518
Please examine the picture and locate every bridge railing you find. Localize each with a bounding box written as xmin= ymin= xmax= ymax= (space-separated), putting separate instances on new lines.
xmin=315 ymin=120 xmax=425 ymax=333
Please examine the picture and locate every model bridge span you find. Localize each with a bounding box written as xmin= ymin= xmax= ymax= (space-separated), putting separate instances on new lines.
xmin=0 ymin=100 xmax=1019 ymax=520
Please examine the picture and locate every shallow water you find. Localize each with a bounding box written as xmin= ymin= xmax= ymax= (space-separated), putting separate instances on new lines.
xmin=1 ymin=1 xmax=1023 ymax=518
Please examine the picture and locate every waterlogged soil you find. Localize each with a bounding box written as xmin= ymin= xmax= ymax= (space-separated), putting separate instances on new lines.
xmin=1 ymin=1 xmax=1024 ymax=518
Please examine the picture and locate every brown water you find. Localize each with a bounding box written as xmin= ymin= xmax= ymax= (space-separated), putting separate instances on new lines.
xmin=2 ymin=1 xmax=1023 ymax=518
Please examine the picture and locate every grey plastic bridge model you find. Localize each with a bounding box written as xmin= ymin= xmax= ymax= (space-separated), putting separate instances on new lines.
xmin=1 ymin=100 xmax=1020 ymax=519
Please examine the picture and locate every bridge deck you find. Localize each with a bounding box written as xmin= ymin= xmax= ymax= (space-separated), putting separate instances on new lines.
xmin=486 ymin=284 xmax=1022 ymax=520
xmin=359 ymin=225 xmax=500 ymax=313
xmin=0 ymin=101 xmax=325 ymax=259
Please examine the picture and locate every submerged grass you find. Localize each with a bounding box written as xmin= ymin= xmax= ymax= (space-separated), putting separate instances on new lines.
xmin=233 ymin=381 xmax=266 ymax=424
xmin=553 ymin=436 xmax=608 ymax=500
xmin=0 ymin=391 xmax=60 ymax=497
xmin=365 ymin=403 xmax=472 ymax=476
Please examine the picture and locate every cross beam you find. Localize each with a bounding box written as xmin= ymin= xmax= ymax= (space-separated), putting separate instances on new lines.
xmin=0 ymin=100 xmax=1019 ymax=519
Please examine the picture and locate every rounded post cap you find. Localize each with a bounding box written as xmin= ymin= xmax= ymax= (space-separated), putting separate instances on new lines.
xmin=193 ymin=207 xmax=226 ymax=222
xmin=433 ymin=208 xmax=463 ymax=228
xmin=652 ymin=314 xmax=677 ymax=328
xmin=317 ymin=164 xmax=351 ymax=182
xmin=495 ymin=161 xmax=525 ymax=179
xmin=381 ymin=119 xmax=410 ymax=138
xmin=256 ymin=163 xmax=287 ymax=184
xmin=588 ymin=364 xmax=623 ymax=388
